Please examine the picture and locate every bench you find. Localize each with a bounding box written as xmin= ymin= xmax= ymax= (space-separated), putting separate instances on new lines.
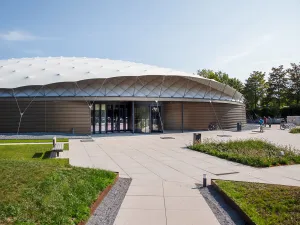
xmin=51 ymin=137 xmax=64 ymax=157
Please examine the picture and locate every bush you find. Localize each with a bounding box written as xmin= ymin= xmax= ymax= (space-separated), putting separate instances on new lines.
xmin=290 ymin=127 xmax=300 ymax=134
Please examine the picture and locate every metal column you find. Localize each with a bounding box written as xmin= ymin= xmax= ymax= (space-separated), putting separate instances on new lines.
xmin=181 ymin=102 xmax=184 ymax=133
xmin=132 ymin=101 xmax=135 ymax=134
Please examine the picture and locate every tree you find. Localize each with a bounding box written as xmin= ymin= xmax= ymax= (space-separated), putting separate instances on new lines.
xmin=197 ymin=69 xmax=220 ymax=82
xmin=266 ymin=65 xmax=288 ymax=108
xmin=227 ymin=77 xmax=244 ymax=93
xmin=243 ymin=71 xmax=266 ymax=110
xmin=286 ymin=63 xmax=300 ymax=105
xmin=197 ymin=69 xmax=244 ymax=92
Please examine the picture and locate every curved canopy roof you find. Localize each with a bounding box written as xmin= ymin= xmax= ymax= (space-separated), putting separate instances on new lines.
xmin=0 ymin=57 xmax=243 ymax=102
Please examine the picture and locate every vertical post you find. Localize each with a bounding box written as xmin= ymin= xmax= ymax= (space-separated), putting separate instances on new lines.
xmin=181 ymin=102 xmax=184 ymax=133
xmin=149 ymin=105 xmax=152 ymax=133
xmin=132 ymin=101 xmax=135 ymax=134
xmin=110 ymin=103 xmax=115 ymax=133
xmin=93 ymin=103 xmax=95 ymax=134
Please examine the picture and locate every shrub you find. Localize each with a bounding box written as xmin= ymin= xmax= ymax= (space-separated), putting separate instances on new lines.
xmin=290 ymin=127 xmax=300 ymax=134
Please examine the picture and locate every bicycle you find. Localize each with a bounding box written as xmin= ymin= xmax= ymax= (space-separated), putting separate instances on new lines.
xmin=208 ymin=122 xmax=220 ymax=131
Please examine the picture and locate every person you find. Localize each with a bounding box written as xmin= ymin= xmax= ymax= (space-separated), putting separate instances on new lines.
xmin=259 ymin=118 xmax=264 ymax=132
xmin=268 ymin=116 xmax=272 ymax=128
xmin=263 ymin=116 xmax=267 ymax=127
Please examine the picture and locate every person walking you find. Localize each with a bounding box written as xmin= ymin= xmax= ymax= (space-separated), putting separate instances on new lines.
xmin=259 ymin=118 xmax=264 ymax=133
xmin=263 ymin=116 xmax=267 ymax=127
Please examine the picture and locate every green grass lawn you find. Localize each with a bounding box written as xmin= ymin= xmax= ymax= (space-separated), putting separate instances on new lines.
xmin=215 ymin=180 xmax=300 ymax=225
xmin=189 ymin=139 xmax=300 ymax=167
xmin=0 ymin=138 xmax=69 ymax=143
xmin=0 ymin=144 xmax=69 ymax=166
xmin=0 ymin=144 xmax=117 ymax=225
xmin=290 ymin=127 xmax=300 ymax=134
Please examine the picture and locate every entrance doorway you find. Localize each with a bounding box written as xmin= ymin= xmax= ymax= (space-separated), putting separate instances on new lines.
xmin=93 ymin=103 xmax=129 ymax=133
xmin=151 ymin=106 xmax=162 ymax=132
xmin=91 ymin=102 xmax=163 ymax=134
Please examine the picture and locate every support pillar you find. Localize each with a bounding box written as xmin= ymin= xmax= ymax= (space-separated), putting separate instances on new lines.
xmin=181 ymin=102 xmax=184 ymax=133
xmin=132 ymin=101 xmax=135 ymax=134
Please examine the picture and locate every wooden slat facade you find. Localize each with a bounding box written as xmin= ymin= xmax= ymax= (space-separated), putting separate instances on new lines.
xmin=163 ymin=102 xmax=246 ymax=131
xmin=0 ymin=99 xmax=246 ymax=134
xmin=0 ymin=100 xmax=90 ymax=134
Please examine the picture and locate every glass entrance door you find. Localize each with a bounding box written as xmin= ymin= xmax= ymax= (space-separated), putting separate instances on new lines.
xmin=135 ymin=105 xmax=150 ymax=133
xmin=151 ymin=106 xmax=162 ymax=132
xmin=106 ymin=104 xmax=113 ymax=132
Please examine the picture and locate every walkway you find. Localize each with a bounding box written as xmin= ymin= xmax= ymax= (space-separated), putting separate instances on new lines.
xmin=69 ymin=126 xmax=300 ymax=225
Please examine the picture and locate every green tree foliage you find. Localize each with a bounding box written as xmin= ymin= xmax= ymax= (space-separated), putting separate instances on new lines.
xmin=197 ymin=69 xmax=244 ymax=92
xmin=286 ymin=63 xmax=300 ymax=105
xmin=266 ymin=65 xmax=288 ymax=108
xmin=243 ymin=71 xmax=266 ymax=110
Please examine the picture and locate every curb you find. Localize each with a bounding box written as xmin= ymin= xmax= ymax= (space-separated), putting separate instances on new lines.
xmin=211 ymin=179 xmax=256 ymax=225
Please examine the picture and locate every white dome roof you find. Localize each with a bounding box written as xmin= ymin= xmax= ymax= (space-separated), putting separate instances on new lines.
xmin=0 ymin=57 xmax=195 ymax=88
xmin=0 ymin=57 xmax=243 ymax=103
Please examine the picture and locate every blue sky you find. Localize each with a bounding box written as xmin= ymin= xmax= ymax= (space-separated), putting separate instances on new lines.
xmin=0 ymin=0 xmax=299 ymax=81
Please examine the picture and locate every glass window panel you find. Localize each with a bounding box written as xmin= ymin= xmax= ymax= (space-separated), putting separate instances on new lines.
xmin=101 ymin=104 xmax=106 ymax=133
xmin=90 ymin=105 xmax=94 ymax=133
xmin=95 ymin=104 xmax=100 ymax=133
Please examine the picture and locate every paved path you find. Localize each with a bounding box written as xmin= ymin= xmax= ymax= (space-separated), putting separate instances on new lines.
xmin=69 ymin=126 xmax=300 ymax=225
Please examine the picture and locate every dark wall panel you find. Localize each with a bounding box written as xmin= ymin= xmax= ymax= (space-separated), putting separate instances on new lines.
xmin=164 ymin=102 xmax=246 ymax=131
xmin=163 ymin=102 xmax=182 ymax=130
xmin=0 ymin=100 xmax=90 ymax=134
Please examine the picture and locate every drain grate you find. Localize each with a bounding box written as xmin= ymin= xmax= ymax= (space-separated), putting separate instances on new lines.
xmin=160 ymin=137 xmax=175 ymax=139
xmin=80 ymin=139 xmax=94 ymax=142
xmin=214 ymin=172 xmax=239 ymax=176
xmin=217 ymin=135 xmax=232 ymax=137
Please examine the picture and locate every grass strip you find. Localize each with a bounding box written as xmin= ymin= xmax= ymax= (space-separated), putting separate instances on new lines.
xmin=0 ymin=144 xmax=69 ymax=166
xmin=215 ymin=180 xmax=300 ymax=225
xmin=0 ymin=138 xmax=69 ymax=143
xmin=189 ymin=139 xmax=300 ymax=167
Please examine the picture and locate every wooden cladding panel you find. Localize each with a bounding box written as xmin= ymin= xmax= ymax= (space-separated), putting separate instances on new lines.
xmin=163 ymin=102 xmax=246 ymax=131
xmin=163 ymin=102 xmax=182 ymax=130
xmin=0 ymin=100 xmax=90 ymax=134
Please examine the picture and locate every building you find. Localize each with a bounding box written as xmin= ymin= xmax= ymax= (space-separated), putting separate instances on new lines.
xmin=0 ymin=57 xmax=246 ymax=134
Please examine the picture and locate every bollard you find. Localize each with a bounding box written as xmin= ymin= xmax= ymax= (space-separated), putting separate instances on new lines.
xmin=193 ymin=133 xmax=201 ymax=145
xmin=237 ymin=122 xmax=242 ymax=131
xmin=52 ymin=136 xmax=56 ymax=147
xmin=203 ymin=174 xmax=207 ymax=187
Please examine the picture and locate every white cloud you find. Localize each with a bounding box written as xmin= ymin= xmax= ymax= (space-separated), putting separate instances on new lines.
xmin=0 ymin=30 xmax=38 ymax=41
xmin=0 ymin=30 xmax=60 ymax=41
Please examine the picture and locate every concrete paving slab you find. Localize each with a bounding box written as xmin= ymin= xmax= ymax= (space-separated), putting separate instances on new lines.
xmin=130 ymin=178 xmax=163 ymax=187
xmin=127 ymin=185 xmax=164 ymax=196
xmin=164 ymin=196 xmax=207 ymax=210
xmin=120 ymin=196 xmax=165 ymax=210
xmin=163 ymin=181 xmax=200 ymax=197
xmin=166 ymin=209 xmax=220 ymax=225
xmin=113 ymin=209 xmax=166 ymax=225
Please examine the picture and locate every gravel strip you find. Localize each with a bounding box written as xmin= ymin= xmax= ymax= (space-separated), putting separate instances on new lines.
xmin=86 ymin=178 xmax=132 ymax=225
xmin=199 ymin=186 xmax=245 ymax=225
